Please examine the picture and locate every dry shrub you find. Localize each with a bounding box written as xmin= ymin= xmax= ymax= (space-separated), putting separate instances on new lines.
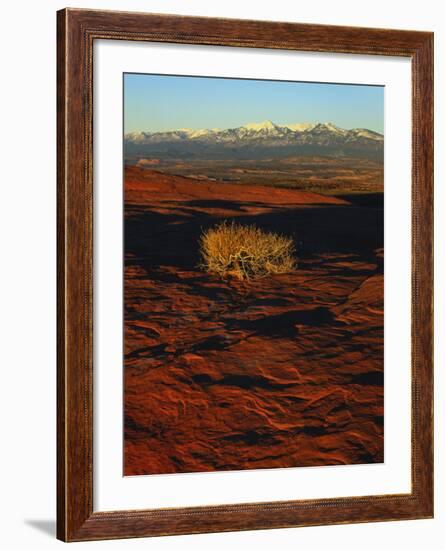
xmin=199 ymin=221 xmax=296 ymax=280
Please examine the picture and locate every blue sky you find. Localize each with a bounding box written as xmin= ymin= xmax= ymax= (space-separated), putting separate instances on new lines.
xmin=124 ymin=73 xmax=384 ymax=134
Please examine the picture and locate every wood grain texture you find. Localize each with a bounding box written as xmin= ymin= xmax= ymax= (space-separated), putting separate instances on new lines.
xmin=57 ymin=8 xmax=434 ymax=542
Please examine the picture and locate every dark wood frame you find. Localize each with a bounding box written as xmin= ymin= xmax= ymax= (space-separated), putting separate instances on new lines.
xmin=57 ymin=8 xmax=434 ymax=542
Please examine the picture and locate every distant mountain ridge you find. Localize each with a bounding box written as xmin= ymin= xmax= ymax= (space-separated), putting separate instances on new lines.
xmin=125 ymin=120 xmax=384 ymax=161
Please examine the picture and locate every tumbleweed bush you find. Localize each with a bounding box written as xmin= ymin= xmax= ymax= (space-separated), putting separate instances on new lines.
xmin=199 ymin=221 xmax=296 ymax=280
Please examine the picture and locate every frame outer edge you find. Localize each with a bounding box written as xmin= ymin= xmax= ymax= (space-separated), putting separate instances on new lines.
xmin=57 ymin=7 xmax=94 ymax=541
xmin=56 ymin=8 xmax=434 ymax=541
xmin=56 ymin=8 xmax=67 ymax=542
xmin=412 ymin=32 xmax=434 ymax=517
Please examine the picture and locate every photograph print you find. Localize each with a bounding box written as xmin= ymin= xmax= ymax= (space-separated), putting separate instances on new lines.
xmin=123 ymin=74 xmax=384 ymax=476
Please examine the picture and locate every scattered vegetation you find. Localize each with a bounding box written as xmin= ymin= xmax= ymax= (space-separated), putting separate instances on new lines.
xmin=199 ymin=221 xmax=296 ymax=280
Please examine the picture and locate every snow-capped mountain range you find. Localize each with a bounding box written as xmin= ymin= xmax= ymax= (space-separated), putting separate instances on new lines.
xmin=125 ymin=120 xmax=383 ymax=161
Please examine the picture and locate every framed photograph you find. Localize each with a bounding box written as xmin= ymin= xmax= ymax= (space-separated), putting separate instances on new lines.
xmin=57 ymin=8 xmax=433 ymax=542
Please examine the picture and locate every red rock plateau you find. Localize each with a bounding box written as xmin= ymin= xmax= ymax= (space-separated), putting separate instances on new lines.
xmin=124 ymin=165 xmax=384 ymax=475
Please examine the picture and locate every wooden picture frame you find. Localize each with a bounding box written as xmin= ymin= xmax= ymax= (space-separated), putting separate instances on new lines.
xmin=57 ymin=8 xmax=433 ymax=542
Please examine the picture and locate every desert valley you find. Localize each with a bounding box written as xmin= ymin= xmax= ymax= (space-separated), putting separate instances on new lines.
xmin=123 ymin=119 xmax=384 ymax=475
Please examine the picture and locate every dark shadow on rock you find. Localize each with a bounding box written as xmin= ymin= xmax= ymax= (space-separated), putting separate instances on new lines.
xmin=125 ymin=197 xmax=383 ymax=272
xmin=175 ymin=199 xmax=251 ymax=211
xmin=228 ymin=307 xmax=336 ymax=337
xmin=221 ymin=430 xmax=279 ymax=446
xmin=336 ymin=193 xmax=383 ymax=208
xmin=190 ymin=334 xmax=236 ymax=352
xmin=191 ymin=373 xmax=297 ymax=391
xmin=348 ymin=371 xmax=384 ymax=386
